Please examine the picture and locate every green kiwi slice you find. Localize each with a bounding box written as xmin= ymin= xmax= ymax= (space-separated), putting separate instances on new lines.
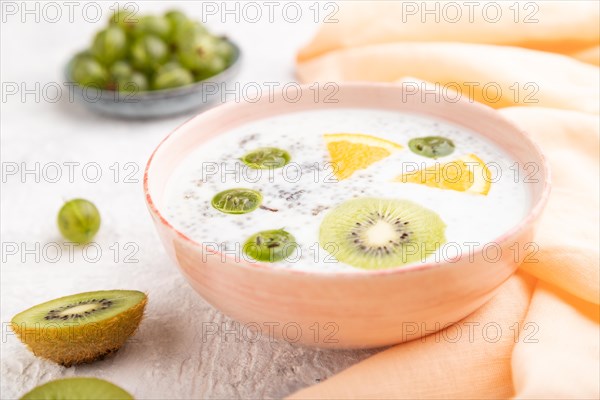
xmin=319 ymin=198 xmax=446 ymax=269
xmin=240 ymin=147 xmax=291 ymax=169
xmin=11 ymin=290 xmax=147 ymax=367
xmin=211 ymin=188 xmax=262 ymax=214
xmin=408 ymin=136 xmax=455 ymax=158
xmin=243 ymin=229 xmax=297 ymax=262
xmin=20 ymin=377 xmax=133 ymax=400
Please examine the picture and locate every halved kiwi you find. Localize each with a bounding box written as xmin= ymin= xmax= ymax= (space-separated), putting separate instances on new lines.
xmin=21 ymin=378 xmax=133 ymax=400
xmin=11 ymin=290 xmax=147 ymax=367
xmin=319 ymin=198 xmax=446 ymax=269
xmin=21 ymin=377 xmax=133 ymax=400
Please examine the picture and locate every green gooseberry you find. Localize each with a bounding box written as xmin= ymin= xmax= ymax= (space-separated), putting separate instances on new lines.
xmin=130 ymin=35 xmax=169 ymax=71
xmin=132 ymin=15 xmax=172 ymax=41
xmin=194 ymin=57 xmax=227 ymax=81
xmin=57 ymin=199 xmax=101 ymax=244
xmin=91 ymin=26 xmax=128 ymax=65
xmin=71 ymin=57 xmax=109 ymax=88
xmin=178 ymin=35 xmax=219 ymax=72
xmin=243 ymin=229 xmax=297 ymax=262
xmin=115 ymin=72 xmax=148 ymax=93
xmin=172 ymin=20 xmax=208 ymax=50
xmin=157 ymin=61 xmax=184 ymax=73
xmin=73 ymin=50 xmax=93 ymax=62
xmin=109 ymin=8 xmax=138 ymax=31
xmin=152 ymin=65 xmax=193 ymax=90
xmin=165 ymin=10 xmax=188 ymax=31
xmin=109 ymin=60 xmax=133 ymax=80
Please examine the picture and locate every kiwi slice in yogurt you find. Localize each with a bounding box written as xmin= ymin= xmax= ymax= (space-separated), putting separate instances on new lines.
xmin=409 ymin=136 xmax=455 ymax=158
xmin=211 ymin=188 xmax=262 ymax=214
xmin=240 ymin=147 xmax=291 ymax=169
xmin=319 ymin=198 xmax=446 ymax=270
xmin=243 ymin=229 xmax=297 ymax=262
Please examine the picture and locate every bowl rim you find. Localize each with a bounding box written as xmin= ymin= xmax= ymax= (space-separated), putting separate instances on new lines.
xmin=143 ymin=82 xmax=552 ymax=278
xmin=64 ymin=39 xmax=242 ymax=100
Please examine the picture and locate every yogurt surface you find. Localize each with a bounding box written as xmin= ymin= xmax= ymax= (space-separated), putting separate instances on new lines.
xmin=163 ymin=108 xmax=530 ymax=272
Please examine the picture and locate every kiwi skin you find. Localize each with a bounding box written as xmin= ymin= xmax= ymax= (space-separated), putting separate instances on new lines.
xmin=11 ymin=290 xmax=147 ymax=367
xmin=20 ymin=377 xmax=133 ymax=400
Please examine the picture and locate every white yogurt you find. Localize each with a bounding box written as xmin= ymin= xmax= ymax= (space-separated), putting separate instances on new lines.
xmin=163 ymin=108 xmax=530 ymax=272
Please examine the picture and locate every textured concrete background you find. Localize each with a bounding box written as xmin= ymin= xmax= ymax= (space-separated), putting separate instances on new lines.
xmin=0 ymin=2 xmax=379 ymax=398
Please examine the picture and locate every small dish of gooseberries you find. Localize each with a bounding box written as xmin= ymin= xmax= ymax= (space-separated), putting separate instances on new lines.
xmin=64 ymin=8 xmax=241 ymax=119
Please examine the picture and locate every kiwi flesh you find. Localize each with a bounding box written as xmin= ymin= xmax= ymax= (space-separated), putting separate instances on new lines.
xmin=11 ymin=290 xmax=147 ymax=367
xmin=319 ymin=197 xmax=446 ymax=269
xmin=21 ymin=377 xmax=133 ymax=400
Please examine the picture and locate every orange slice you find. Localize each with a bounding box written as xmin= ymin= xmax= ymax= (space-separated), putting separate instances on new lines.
xmin=324 ymin=133 xmax=403 ymax=180
xmin=395 ymin=154 xmax=492 ymax=195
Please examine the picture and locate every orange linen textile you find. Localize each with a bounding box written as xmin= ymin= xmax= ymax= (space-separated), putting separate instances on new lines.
xmin=291 ymin=1 xmax=599 ymax=398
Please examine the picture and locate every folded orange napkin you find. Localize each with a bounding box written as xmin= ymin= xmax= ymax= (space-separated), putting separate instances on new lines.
xmin=291 ymin=1 xmax=599 ymax=398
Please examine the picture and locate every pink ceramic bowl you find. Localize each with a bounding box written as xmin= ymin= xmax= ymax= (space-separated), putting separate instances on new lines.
xmin=144 ymin=83 xmax=550 ymax=348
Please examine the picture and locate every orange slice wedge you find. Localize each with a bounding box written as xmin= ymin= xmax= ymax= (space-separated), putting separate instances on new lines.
xmin=395 ymin=154 xmax=492 ymax=195
xmin=324 ymin=133 xmax=403 ymax=180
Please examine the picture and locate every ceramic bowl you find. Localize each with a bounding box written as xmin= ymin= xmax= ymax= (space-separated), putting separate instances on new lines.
xmin=64 ymin=41 xmax=241 ymax=119
xmin=144 ymin=83 xmax=550 ymax=348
